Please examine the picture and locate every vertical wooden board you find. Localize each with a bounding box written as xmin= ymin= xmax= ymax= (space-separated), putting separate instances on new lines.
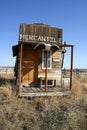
xmin=22 ymin=47 xmax=38 ymax=84
xmin=38 ymin=49 xmax=42 ymax=71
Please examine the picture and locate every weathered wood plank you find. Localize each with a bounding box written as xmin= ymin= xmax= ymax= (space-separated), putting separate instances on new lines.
xmin=19 ymin=91 xmax=71 ymax=97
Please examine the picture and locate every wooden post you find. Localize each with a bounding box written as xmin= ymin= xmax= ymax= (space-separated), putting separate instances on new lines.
xmin=18 ymin=43 xmax=23 ymax=93
xmin=45 ymin=50 xmax=48 ymax=92
xmin=70 ymin=46 xmax=73 ymax=90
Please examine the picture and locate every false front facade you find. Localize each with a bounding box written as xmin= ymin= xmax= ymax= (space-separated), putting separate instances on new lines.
xmin=12 ymin=23 xmax=73 ymax=96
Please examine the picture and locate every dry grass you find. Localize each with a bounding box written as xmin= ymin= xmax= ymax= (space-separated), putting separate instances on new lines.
xmin=72 ymin=77 xmax=82 ymax=98
xmin=0 ymin=74 xmax=87 ymax=130
xmin=72 ymin=74 xmax=87 ymax=98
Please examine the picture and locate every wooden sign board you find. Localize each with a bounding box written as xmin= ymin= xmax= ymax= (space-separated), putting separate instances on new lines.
xmin=19 ymin=23 xmax=62 ymax=44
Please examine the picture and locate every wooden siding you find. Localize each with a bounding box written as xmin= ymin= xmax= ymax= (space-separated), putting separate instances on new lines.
xmin=21 ymin=45 xmax=62 ymax=86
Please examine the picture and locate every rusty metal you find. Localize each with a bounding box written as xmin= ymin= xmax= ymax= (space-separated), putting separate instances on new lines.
xmin=45 ymin=50 xmax=48 ymax=92
xmin=70 ymin=45 xmax=74 ymax=90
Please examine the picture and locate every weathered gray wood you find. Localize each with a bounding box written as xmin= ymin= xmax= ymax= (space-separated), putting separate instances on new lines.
xmin=19 ymin=91 xmax=71 ymax=97
xmin=19 ymin=23 xmax=62 ymax=44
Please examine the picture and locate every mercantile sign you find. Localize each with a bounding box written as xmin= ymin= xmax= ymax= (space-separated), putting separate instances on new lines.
xmin=19 ymin=34 xmax=58 ymax=43
xmin=19 ymin=23 xmax=62 ymax=44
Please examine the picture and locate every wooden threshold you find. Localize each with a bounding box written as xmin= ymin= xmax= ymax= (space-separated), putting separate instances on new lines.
xmin=19 ymin=91 xmax=71 ymax=97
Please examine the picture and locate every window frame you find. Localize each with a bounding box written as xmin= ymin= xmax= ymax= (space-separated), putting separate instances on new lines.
xmin=42 ymin=49 xmax=52 ymax=69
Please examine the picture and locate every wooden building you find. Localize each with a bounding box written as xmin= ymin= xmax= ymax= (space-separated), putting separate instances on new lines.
xmin=12 ymin=23 xmax=74 ymax=96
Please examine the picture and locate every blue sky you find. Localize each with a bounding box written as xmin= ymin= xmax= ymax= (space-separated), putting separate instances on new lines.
xmin=0 ymin=0 xmax=87 ymax=68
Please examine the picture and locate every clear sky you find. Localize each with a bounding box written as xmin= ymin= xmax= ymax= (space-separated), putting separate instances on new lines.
xmin=0 ymin=0 xmax=87 ymax=68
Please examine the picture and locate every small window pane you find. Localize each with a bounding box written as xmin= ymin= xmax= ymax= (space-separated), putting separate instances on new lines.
xmin=48 ymin=60 xmax=50 ymax=68
xmin=44 ymin=51 xmax=46 ymax=58
xmin=42 ymin=50 xmax=52 ymax=69
xmin=48 ymin=51 xmax=51 ymax=58
xmin=44 ymin=60 xmax=46 ymax=68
